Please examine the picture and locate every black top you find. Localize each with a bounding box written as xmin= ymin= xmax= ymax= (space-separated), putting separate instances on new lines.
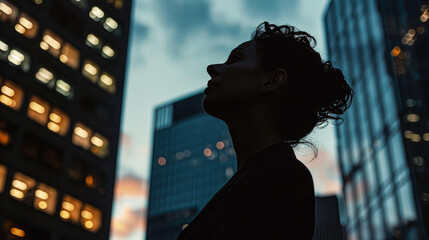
xmin=176 ymin=141 xmax=315 ymax=240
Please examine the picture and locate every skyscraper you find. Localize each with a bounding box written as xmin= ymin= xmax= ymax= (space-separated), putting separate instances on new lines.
xmin=324 ymin=0 xmax=429 ymax=239
xmin=146 ymin=91 xmax=237 ymax=239
xmin=0 ymin=0 xmax=131 ymax=239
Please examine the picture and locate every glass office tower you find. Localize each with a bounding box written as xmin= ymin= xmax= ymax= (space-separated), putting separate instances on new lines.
xmin=0 ymin=0 xmax=131 ymax=239
xmin=324 ymin=0 xmax=429 ymax=239
xmin=146 ymin=91 xmax=237 ymax=239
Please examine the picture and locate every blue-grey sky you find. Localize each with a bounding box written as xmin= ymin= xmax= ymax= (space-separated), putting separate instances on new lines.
xmin=110 ymin=0 xmax=337 ymax=239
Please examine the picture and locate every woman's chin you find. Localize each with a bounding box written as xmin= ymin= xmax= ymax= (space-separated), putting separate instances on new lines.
xmin=202 ymin=95 xmax=224 ymax=119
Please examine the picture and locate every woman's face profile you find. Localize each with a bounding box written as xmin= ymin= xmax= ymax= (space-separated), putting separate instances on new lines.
xmin=203 ymin=40 xmax=267 ymax=121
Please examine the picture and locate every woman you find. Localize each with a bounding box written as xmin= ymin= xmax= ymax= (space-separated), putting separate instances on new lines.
xmin=177 ymin=22 xmax=353 ymax=240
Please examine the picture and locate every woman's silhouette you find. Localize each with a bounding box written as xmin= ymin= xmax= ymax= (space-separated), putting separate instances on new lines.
xmin=177 ymin=22 xmax=353 ymax=240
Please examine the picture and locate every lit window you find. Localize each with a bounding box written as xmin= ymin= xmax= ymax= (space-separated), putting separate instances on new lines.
xmin=101 ymin=45 xmax=115 ymax=58
xmin=33 ymin=0 xmax=43 ymax=4
xmin=9 ymin=227 xmax=26 ymax=238
xmin=90 ymin=133 xmax=109 ymax=157
xmin=71 ymin=0 xmax=87 ymax=9
xmin=0 ymin=39 xmax=9 ymax=53
xmin=81 ymin=204 xmax=102 ymax=232
xmin=15 ymin=13 xmax=39 ymax=39
xmin=89 ymin=6 xmax=104 ymax=21
xmin=33 ymin=183 xmax=57 ymax=215
xmin=72 ymin=122 xmax=92 ymax=150
xmin=0 ymin=164 xmax=6 ymax=193
xmin=40 ymin=30 xmax=62 ymax=57
xmin=99 ymin=72 xmax=116 ymax=93
xmin=0 ymin=119 xmax=13 ymax=148
xmin=60 ymin=43 xmax=79 ymax=69
xmin=103 ymin=17 xmax=118 ymax=32
xmin=82 ymin=60 xmax=99 ymax=83
xmin=7 ymin=48 xmax=30 ymax=71
xmin=47 ymin=107 xmax=70 ymax=136
xmin=35 ymin=67 xmax=55 ymax=86
xmin=10 ymin=172 xmax=36 ymax=201
xmin=55 ymin=79 xmax=72 ymax=98
xmin=60 ymin=195 xmax=82 ymax=223
xmin=86 ymin=34 xmax=100 ymax=48
xmin=114 ymin=0 xmax=123 ymax=9
xmin=0 ymin=0 xmax=18 ymax=22
xmin=1 ymin=80 xmax=23 ymax=110
xmin=27 ymin=96 xmax=50 ymax=125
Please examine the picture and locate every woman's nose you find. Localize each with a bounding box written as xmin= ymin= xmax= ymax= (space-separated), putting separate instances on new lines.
xmin=207 ymin=64 xmax=222 ymax=78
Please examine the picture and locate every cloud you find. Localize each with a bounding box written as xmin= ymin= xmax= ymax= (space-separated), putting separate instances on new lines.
xmin=114 ymin=175 xmax=148 ymax=199
xmin=111 ymin=205 xmax=146 ymax=238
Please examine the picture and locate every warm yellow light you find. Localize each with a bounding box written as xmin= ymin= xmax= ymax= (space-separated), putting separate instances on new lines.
xmin=8 ymin=50 xmax=25 ymax=65
xmin=12 ymin=179 xmax=27 ymax=190
xmin=216 ymin=141 xmax=224 ymax=150
xmin=60 ymin=210 xmax=70 ymax=219
xmin=62 ymin=201 xmax=75 ymax=211
xmin=43 ymin=35 xmax=61 ymax=50
xmin=56 ymin=80 xmax=71 ymax=92
xmin=40 ymin=41 xmax=49 ymax=50
xmin=391 ymin=46 xmax=401 ymax=57
xmin=411 ymin=134 xmax=421 ymax=142
xmin=90 ymin=6 xmax=104 ymax=19
xmin=0 ymin=95 xmax=13 ymax=106
xmin=34 ymin=0 xmax=43 ymax=4
xmin=10 ymin=189 xmax=24 ymax=199
xmin=404 ymin=130 xmax=413 ymax=138
xmin=59 ymin=54 xmax=69 ymax=63
xmin=74 ymin=127 xmax=89 ymax=138
xmin=0 ymin=2 xmax=13 ymax=15
xmin=29 ymin=101 xmax=46 ymax=114
xmin=100 ymin=74 xmax=113 ymax=86
xmin=19 ymin=17 xmax=33 ymax=29
xmin=84 ymin=63 xmax=98 ymax=76
xmin=35 ymin=189 xmax=49 ymax=200
xmin=0 ymin=40 xmax=9 ymax=52
xmin=203 ymin=148 xmax=212 ymax=157
xmin=48 ymin=113 xmax=61 ymax=123
xmin=47 ymin=122 xmax=60 ymax=132
xmin=423 ymin=133 xmax=429 ymax=141
xmin=38 ymin=200 xmax=48 ymax=209
xmin=35 ymin=68 xmax=54 ymax=83
xmin=10 ymin=227 xmax=25 ymax=237
xmin=81 ymin=210 xmax=93 ymax=219
xmin=1 ymin=86 xmax=15 ymax=97
xmin=104 ymin=17 xmax=118 ymax=30
xmin=84 ymin=220 xmax=94 ymax=229
xmin=182 ymin=224 xmax=189 ymax=230
xmin=421 ymin=11 xmax=429 ymax=22
xmin=15 ymin=24 xmax=26 ymax=34
xmin=91 ymin=136 xmax=104 ymax=147
xmin=85 ymin=175 xmax=94 ymax=187
xmin=407 ymin=114 xmax=420 ymax=122
xmin=102 ymin=45 xmax=115 ymax=57
xmin=87 ymin=34 xmax=100 ymax=46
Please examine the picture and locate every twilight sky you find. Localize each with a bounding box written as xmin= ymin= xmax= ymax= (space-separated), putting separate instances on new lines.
xmin=110 ymin=0 xmax=337 ymax=239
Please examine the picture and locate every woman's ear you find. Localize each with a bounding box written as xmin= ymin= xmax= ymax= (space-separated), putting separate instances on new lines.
xmin=260 ymin=68 xmax=287 ymax=93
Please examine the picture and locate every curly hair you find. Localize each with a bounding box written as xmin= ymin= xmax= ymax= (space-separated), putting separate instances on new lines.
xmin=251 ymin=22 xmax=354 ymax=158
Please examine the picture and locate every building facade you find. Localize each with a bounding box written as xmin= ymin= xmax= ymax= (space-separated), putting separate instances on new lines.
xmin=146 ymin=92 xmax=237 ymax=240
xmin=0 ymin=0 xmax=131 ymax=239
xmin=324 ymin=0 xmax=429 ymax=239
xmin=314 ymin=195 xmax=345 ymax=240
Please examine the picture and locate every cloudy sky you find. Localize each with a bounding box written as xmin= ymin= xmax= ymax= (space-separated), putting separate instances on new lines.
xmin=110 ymin=0 xmax=337 ymax=239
